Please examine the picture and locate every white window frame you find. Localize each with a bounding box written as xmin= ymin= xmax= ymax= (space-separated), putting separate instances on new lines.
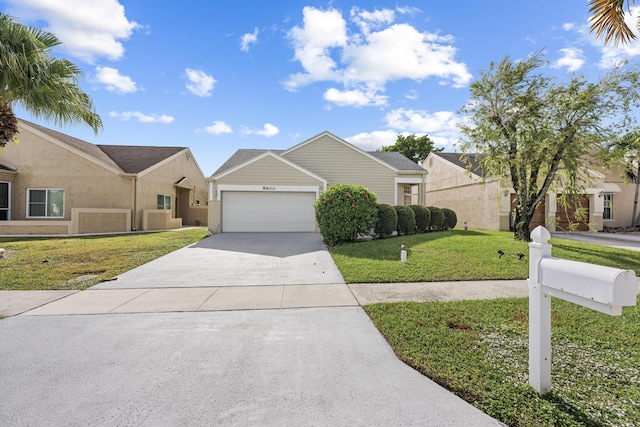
xmin=27 ymin=188 xmax=65 ymax=218
xmin=603 ymin=193 xmax=613 ymax=221
xmin=157 ymin=194 xmax=172 ymax=210
xmin=0 ymin=181 xmax=10 ymax=220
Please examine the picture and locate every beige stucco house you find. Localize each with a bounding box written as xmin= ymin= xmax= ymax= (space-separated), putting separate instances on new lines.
xmin=424 ymin=152 xmax=635 ymax=232
xmin=0 ymin=119 xmax=208 ymax=235
xmin=207 ymin=131 xmax=427 ymax=233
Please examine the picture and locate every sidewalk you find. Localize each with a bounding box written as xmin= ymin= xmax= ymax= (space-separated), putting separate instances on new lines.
xmin=1 ymin=280 xmax=530 ymax=317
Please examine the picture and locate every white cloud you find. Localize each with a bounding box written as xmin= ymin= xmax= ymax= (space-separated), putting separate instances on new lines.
xmin=552 ymin=47 xmax=585 ymax=72
xmin=345 ymin=130 xmax=398 ymax=151
xmin=284 ymin=6 xmax=471 ymax=106
xmin=241 ymin=27 xmax=259 ymax=52
xmin=185 ymin=68 xmax=216 ymax=97
xmin=6 ymin=0 xmax=140 ymax=62
xmin=244 ymin=123 xmax=279 ymax=137
xmin=385 ymin=108 xmax=461 ymax=149
xmin=204 ymin=121 xmax=233 ymax=135
xmin=562 ymin=23 xmax=575 ymax=31
xmin=95 ymin=66 xmax=136 ymax=93
xmin=109 ymin=111 xmax=174 ymax=123
xmin=323 ymin=87 xmax=388 ymax=107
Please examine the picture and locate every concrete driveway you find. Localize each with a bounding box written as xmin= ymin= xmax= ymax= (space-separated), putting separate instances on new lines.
xmin=0 ymin=308 xmax=501 ymax=426
xmin=92 ymin=232 xmax=345 ymax=289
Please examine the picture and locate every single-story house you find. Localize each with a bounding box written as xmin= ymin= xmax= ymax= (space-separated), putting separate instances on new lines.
xmin=424 ymin=152 xmax=634 ymax=232
xmin=0 ymin=119 xmax=208 ymax=235
xmin=207 ymin=131 xmax=427 ymax=233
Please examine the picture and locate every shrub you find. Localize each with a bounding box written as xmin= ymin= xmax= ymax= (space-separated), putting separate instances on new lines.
xmin=375 ymin=203 xmax=397 ymax=237
xmin=315 ymin=184 xmax=378 ymax=245
xmin=395 ymin=205 xmax=416 ymax=235
xmin=427 ymin=206 xmax=445 ymax=231
xmin=410 ymin=205 xmax=431 ymax=233
xmin=442 ymin=208 xmax=458 ymax=230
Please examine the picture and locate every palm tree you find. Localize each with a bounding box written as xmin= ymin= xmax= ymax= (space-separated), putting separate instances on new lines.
xmin=589 ymin=0 xmax=638 ymax=46
xmin=609 ymin=128 xmax=640 ymax=226
xmin=0 ymin=13 xmax=101 ymax=147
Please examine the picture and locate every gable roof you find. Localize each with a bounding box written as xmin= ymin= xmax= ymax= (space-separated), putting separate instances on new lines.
xmin=97 ymin=145 xmax=185 ymax=174
xmin=212 ymin=134 xmax=426 ymax=177
xmin=0 ymin=162 xmax=17 ymax=172
xmin=18 ymin=119 xmax=188 ymax=175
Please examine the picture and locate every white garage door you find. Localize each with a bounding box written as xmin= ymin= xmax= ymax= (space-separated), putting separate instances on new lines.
xmin=222 ymin=191 xmax=316 ymax=232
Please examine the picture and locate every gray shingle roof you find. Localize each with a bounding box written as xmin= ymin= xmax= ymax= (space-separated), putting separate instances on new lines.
xmin=367 ymin=151 xmax=426 ymax=172
xmin=213 ymin=149 xmax=283 ymax=176
xmin=18 ymin=119 xmax=187 ymax=174
xmin=97 ymin=145 xmax=185 ymax=174
xmin=434 ymin=152 xmax=486 ymax=176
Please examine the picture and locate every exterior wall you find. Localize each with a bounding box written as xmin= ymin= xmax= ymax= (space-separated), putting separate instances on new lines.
xmin=425 ymin=153 xmax=504 ymax=230
xmin=136 ymin=150 xmax=208 ymax=230
xmin=143 ymin=209 xmax=182 ymax=231
xmin=283 ymin=135 xmax=399 ymax=205
xmin=189 ymin=206 xmax=208 ymax=226
xmin=72 ymin=208 xmax=131 ymax=234
xmin=208 ymin=200 xmax=221 ymax=233
xmin=0 ymin=220 xmax=71 ymax=234
xmin=0 ymin=127 xmax=132 ymax=224
xmin=596 ymin=164 xmax=637 ymax=228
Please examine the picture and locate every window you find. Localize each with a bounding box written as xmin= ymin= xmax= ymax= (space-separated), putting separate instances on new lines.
xmin=157 ymin=194 xmax=172 ymax=210
xmin=27 ymin=189 xmax=64 ymax=218
xmin=0 ymin=182 xmax=9 ymax=220
xmin=603 ymin=194 xmax=613 ymax=220
xmin=404 ymin=185 xmax=413 ymax=206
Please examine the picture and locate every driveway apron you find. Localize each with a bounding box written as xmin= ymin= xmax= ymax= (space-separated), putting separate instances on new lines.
xmin=91 ymin=232 xmax=345 ymax=289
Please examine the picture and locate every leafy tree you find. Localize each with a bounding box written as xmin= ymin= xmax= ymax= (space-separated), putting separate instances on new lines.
xmin=459 ymin=52 xmax=640 ymax=241
xmin=607 ymin=127 xmax=640 ymax=226
xmin=0 ymin=13 xmax=102 ymax=147
xmin=589 ymin=0 xmax=639 ymax=46
xmin=379 ymin=134 xmax=442 ymax=164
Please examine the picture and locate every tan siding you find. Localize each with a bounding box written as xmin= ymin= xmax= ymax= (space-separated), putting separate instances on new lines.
xmin=215 ymin=155 xmax=324 ymax=186
xmin=283 ymin=135 xmax=398 ymax=204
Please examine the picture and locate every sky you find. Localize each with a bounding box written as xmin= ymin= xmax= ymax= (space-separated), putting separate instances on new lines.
xmin=2 ymin=0 xmax=640 ymax=175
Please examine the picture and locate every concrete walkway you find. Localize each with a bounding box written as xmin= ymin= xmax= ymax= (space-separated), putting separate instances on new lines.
xmin=1 ymin=280 xmax=530 ymax=317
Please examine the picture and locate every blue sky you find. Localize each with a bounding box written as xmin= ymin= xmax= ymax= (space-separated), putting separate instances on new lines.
xmin=3 ymin=0 xmax=640 ymax=175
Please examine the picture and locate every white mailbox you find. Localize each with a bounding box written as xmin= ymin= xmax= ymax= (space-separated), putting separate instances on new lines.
xmin=528 ymin=226 xmax=637 ymax=394
xmin=538 ymin=257 xmax=637 ymax=315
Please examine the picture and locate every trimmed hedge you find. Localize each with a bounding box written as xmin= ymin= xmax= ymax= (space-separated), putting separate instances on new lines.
xmin=375 ymin=203 xmax=397 ymax=237
xmin=315 ymin=184 xmax=378 ymax=245
xmin=442 ymin=208 xmax=458 ymax=230
xmin=427 ymin=206 xmax=445 ymax=231
xmin=395 ymin=205 xmax=416 ymax=235
xmin=410 ymin=205 xmax=431 ymax=233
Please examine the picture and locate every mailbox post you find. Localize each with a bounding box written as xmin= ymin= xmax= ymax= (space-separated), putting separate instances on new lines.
xmin=528 ymin=226 xmax=637 ymax=395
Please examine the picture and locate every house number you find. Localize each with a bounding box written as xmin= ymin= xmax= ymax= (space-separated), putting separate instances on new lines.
xmin=262 ymin=186 xmax=276 ymax=191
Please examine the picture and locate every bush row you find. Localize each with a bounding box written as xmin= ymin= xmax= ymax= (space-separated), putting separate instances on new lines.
xmin=375 ymin=204 xmax=457 ymax=237
xmin=315 ymin=184 xmax=458 ymax=244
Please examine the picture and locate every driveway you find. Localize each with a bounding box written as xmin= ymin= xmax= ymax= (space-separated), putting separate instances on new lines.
xmin=0 ymin=308 xmax=501 ymax=426
xmin=92 ymin=232 xmax=345 ymax=289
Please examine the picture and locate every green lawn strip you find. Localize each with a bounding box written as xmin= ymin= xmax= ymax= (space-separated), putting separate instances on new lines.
xmin=0 ymin=228 xmax=209 ymax=290
xmin=329 ymin=230 xmax=640 ymax=283
xmin=365 ymin=297 xmax=640 ymax=426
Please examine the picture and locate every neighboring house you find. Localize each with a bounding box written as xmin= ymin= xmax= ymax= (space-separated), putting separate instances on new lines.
xmin=424 ymin=152 xmax=634 ymax=232
xmin=0 ymin=119 xmax=208 ymax=235
xmin=207 ymin=131 xmax=427 ymax=233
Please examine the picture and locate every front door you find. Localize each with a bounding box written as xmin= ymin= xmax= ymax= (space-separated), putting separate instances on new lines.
xmin=0 ymin=182 xmax=9 ymax=220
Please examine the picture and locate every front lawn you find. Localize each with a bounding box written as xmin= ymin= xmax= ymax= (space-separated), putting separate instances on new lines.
xmin=329 ymin=230 xmax=640 ymax=283
xmin=0 ymin=228 xmax=209 ymax=290
xmin=366 ymin=297 xmax=640 ymax=426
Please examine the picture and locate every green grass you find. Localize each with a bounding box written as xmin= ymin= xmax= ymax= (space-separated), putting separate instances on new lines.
xmin=366 ymin=297 xmax=640 ymax=426
xmin=329 ymin=230 xmax=640 ymax=283
xmin=0 ymin=228 xmax=209 ymax=290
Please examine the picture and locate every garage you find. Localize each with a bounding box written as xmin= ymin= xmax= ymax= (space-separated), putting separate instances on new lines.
xmin=222 ymin=191 xmax=317 ymax=232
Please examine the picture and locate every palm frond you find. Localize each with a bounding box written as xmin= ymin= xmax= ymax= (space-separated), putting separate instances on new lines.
xmin=589 ymin=0 xmax=637 ymax=46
